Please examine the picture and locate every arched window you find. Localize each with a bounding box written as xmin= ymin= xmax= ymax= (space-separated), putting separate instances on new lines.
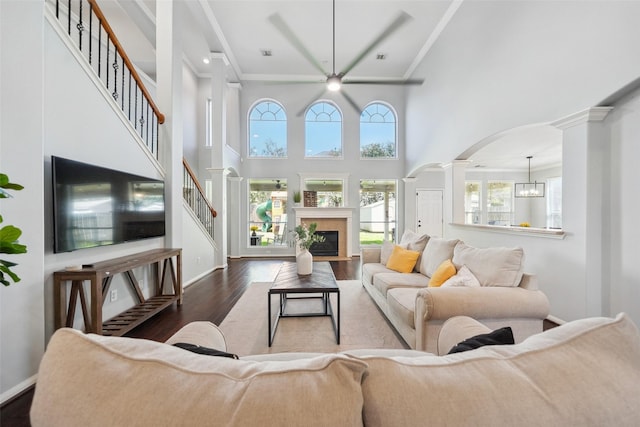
xmin=305 ymin=101 xmax=342 ymax=158
xmin=248 ymin=100 xmax=287 ymax=158
xmin=360 ymin=102 xmax=397 ymax=158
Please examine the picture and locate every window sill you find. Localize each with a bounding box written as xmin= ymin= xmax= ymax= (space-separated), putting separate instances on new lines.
xmin=450 ymin=223 xmax=566 ymax=239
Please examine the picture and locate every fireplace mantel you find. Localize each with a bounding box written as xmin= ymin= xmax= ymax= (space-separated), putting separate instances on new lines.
xmin=293 ymin=207 xmax=354 ymax=258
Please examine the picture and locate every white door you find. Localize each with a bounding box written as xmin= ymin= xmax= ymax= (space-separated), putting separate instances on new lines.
xmin=416 ymin=190 xmax=443 ymax=237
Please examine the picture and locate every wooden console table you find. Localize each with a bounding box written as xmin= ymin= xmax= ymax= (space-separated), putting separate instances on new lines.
xmin=54 ymin=248 xmax=182 ymax=336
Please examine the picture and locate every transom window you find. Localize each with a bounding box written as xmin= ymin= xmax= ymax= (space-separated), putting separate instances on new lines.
xmin=248 ymin=100 xmax=287 ymax=158
xmin=305 ymin=101 xmax=342 ymax=158
xmin=360 ymin=102 xmax=397 ymax=158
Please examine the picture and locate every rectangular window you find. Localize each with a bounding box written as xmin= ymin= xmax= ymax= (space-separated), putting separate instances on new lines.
xmin=464 ymin=181 xmax=482 ymax=225
xmin=486 ymin=181 xmax=514 ymax=226
xmin=547 ymin=177 xmax=562 ymax=228
xmin=205 ymin=98 xmax=212 ymax=147
xmin=303 ymin=179 xmax=343 ymax=207
xmin=248 ymin=179 xmax=288 ymax=247
xmin=359 ymin=180 xmax=396 ymax=245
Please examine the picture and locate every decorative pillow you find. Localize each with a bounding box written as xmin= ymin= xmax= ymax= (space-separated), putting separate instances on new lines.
xmin=380 ymin=240 xmax=396 ymax=265
xmin=386 ymin=245 xmax=421 ymax=273
xmin=441 ymin=265 xmax=481 ymax=287
xmin=399 ymin=230 xmax=430 ymax=272
xmin=419 ymin=238 xmax=460 ymax=276
xmin=452 ymin=242 xmax=524 ymax=287
xmin=447 ymin=327 xmax=514 ymax=354
xmin=428 ymin=259 xmax=457 ymax=287
xmin=173 ymin=343 xmax=239 ymax=359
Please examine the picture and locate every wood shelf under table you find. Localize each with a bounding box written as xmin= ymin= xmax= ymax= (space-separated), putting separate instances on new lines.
xmin=53 ymin=248 xmax=182 ymax=336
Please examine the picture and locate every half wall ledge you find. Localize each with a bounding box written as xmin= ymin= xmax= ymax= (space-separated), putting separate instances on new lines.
xmin=450 ymin=223 xmax=566 ymax=239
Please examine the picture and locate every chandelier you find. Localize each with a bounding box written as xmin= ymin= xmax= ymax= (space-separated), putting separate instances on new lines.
xmin=514 ymin=156 xmax=545 ymax=198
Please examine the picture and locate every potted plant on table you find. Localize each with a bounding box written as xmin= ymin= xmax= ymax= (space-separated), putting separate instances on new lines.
xmin=291 ymin=222 xmax=325 ymax=275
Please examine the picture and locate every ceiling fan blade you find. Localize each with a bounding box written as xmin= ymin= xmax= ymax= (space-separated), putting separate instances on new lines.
xmin=296 ymin=88 xmax=327 ymax=117
xmin=340 ymin=90 xmax=361 ymax=113
xmin=339 ymin=11 xmax=412 ymax=78
xmin=343 ymin=78 xmax=424 ymax=86
xmin=269 ymin=13 xmax=328 ymax=77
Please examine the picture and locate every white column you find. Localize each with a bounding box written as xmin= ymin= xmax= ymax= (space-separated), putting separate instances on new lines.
xmin=450 ymin=160 xmax=471 ymax=225
xmin=553 ymin=107 xmax=613 ymax=317
xmin=227 ymin=176 xmax=244 ymax=258
xmin=208 ymin=168 xmax=230 ymax=265
xmin=156 ymin=1 xmax=183 ymax=250
xmin=209 ymin=53 xmax=229 ymax=169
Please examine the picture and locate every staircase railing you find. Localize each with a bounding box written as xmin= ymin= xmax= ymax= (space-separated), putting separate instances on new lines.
xmin=49 ymin=0 xmax=165 ymax=159
xmin=183 ymin=159 xmax=217 ymax=240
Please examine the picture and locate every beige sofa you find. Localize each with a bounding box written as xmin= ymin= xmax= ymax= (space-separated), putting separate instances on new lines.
xmin=361 ymin=234 xmax=551 ymax=352
xmin=31 ymin=313 xmax=640 ymax=426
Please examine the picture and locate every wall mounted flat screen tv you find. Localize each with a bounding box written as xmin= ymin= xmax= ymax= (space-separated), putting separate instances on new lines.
xmin=52 ymin=156 xmax=165 ymax=253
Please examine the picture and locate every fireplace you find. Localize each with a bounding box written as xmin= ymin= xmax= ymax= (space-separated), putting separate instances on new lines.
xmin=294 ymin=207 xmax=354 ymax=259
xmin=310 ymin=231 xmax=339 ymax=256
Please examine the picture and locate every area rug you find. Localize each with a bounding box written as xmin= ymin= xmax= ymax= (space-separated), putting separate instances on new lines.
xmin=219 ymin=280 xmax=407 ymax=356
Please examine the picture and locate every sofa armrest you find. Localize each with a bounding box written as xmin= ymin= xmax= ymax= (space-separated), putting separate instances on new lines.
xmin=164 ymin=321 xmax=227 ymax=351
xmin=437 ymin=316 xmax=491 ymax=356
xmin=361 ymin=247 xmax=382 ymax=264
xmin=518 ymin=273 xmax=538 ymax=290
xmin=415 ymin=287 xmax=550 ymax=321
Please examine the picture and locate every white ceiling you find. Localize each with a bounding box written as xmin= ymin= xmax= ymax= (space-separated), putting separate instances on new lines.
xmin=98 ymin=0 xmax=562 ymax=171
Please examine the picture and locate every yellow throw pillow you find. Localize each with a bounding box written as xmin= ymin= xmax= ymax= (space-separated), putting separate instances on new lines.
xmin=429 ymin=259 xmax=457 ymax=287
xmin=386 ymin=245 xmax=421 ymax=273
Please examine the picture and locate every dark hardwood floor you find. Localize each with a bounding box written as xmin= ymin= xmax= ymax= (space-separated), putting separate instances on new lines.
xmin=0 ymin=257 xmax=361 ymax=427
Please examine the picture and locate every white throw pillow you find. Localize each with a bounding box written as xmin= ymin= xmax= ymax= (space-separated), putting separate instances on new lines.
xmin=441 ymin=265 xmax=481 ymax=287
xmin=452 ymin=242 xmax=524 ymax=287
xmin=419 ymin=238 xmax=460 ymax=276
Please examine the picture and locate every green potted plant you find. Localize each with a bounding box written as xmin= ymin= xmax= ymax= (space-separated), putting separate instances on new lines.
xmin=293 ymin=191 xmax=301 ymax=207
xmin=0 ymin=173 xmax=27 ymax=286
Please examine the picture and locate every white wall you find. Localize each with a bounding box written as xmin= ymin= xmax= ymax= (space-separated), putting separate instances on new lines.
xmin=405 ymin=1 xmax=640 ymax=326
xmin=0 ymin=0 xmax=46 ymax=402
xmin=0 ymin=4 xmax=216 ymax=401
xmin=406 ymin=1 xmax=640 ymax=174
xmin=236 ymin=82 xmax=408 ymax=256
xmin=607 ymin=87 xmax=640 ymax=326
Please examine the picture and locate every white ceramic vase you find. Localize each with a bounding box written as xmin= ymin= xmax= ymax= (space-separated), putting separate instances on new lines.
xmin=296 ymin=249 xmax=313 ymax=275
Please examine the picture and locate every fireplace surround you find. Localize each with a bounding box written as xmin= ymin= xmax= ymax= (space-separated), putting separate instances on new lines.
xmin=293 ymin=207 xmax=354 ymax=259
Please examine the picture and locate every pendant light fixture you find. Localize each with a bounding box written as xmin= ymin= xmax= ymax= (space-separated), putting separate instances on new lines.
xmin=515 ymin=156 xmax=545 ymax=198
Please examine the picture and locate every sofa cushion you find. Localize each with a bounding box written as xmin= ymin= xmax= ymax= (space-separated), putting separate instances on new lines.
xmin=387 ymin=288 xmax=419 ymax=329
xmin=452 ymin=242 xmax=524 ymax=287
xmin=419 ymin=237 xmax=460 ymax=276
xmin=447 ymin=326 xmax=514 ymax=354
xmin=441 ymin=265 xmax=481 ymax=288
xmin=354 ymin=313 xmax=640 ymax=427
xmin=30 ymin=329 xmax=368 ymax=427
xmin=386 ymin=245 xmax=420 ymax=273
xmin=399 ymin=230 xmax=430 ymax=272
xmin=428 ymin=259 xmax=457 ymax=287
xmin=362 ymin=262 xmax=395 ymax=286
xmin=373 ymin=272 xmax=430 ymax=296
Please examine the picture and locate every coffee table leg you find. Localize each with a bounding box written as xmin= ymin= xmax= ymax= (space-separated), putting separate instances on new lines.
xmin=337 ymin=291 xmax=340 ymax=344
xmin=268 ymin=291 xmax=272 ymax=346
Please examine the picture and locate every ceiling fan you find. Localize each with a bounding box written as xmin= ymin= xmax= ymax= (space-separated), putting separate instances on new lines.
xmin=268 ymin=0 xmax=423 ymax=115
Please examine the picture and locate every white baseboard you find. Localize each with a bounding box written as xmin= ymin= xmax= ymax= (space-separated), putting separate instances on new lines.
xmin=1 ymin=374 xmax=37 ymax=406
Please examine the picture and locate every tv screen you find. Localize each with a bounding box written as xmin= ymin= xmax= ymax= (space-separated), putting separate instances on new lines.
xmin=52 ymin=156 xmax=165 ymax=253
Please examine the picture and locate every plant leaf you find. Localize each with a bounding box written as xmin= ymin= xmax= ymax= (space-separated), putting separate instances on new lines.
xmin=0 ymin=225 xmax=22 ymax=241
xmin=0 ymin=242 xmax=27 ymax=254
xmin=0 ymin=265 xmax=21 ymax=284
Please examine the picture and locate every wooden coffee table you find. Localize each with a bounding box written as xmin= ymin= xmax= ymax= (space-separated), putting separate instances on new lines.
xmin=268 ymin=261 xmax=340 ymax=346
